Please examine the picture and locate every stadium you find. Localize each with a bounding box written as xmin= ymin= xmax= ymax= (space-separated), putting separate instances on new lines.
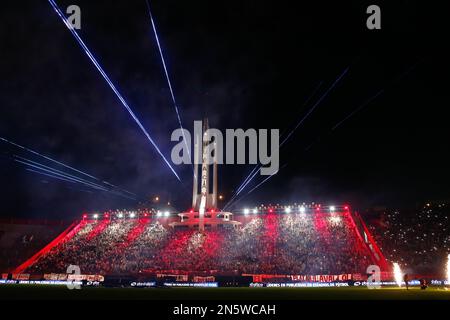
xmin=2 ymin=200 xmax=450 ymax=299
xmin=1 ymin=1 xmax=450 ymax=306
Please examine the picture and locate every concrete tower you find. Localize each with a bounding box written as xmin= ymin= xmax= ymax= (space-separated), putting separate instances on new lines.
xmin=192 ymin=119 xmax=218 ymax=211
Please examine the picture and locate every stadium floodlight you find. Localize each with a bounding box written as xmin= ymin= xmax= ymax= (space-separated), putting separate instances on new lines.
xmin=157 ymin=211 xmax=162 ymax=217
xmin=118 ymin=213 xmax=124 ymax=218
xmin=164 ymin=211 xmax=170 ymax=217
xmin=330 ymin=206 xmax=335 ymax=212
xmin=330 ymin=216 xmax=341 ymax=224
xmin=93 ymin=214 xmax=99 ymax=219
xmin=253 ymin=208 xmax=258 ymax=214
xmin=243 ymin=208 xmax=250 ymax=215
xmin=129 ymin=213 xmax=136 ymax=218
xmin=285 ymin=207 xmax=291 ymax=214
xmin=299 ymin=206 xmax=306 ymax=214
xmin=393 ymin=263 xmax=403 ymax=287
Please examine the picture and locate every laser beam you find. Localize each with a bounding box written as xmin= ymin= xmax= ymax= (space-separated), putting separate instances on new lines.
xmin=1 ymin=136 xmax=97 ymax=180
xmin=228 ymin=70 xmax=347 ymax=204
xmin=281 ymin=67 xmax=349 ymax=146
xmin=47 ymin=0 xmax=180 ymax=181
xmin=227 ymin=164 xmax=287 ymax=210
xmin=146 ymin=0 xmax=192 ymax=168
xmin=1 ymin=136 xmax=137 ymax=196
xmin=16 ymin=156 xmax=138 ymax=200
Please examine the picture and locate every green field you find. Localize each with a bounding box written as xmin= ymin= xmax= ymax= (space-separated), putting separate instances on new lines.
xmin=1 ymin=285 xmax=450 ymax=300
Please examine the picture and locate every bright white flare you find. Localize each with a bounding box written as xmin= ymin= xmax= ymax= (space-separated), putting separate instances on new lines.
xmin=164 ymin=211 xmax=170 ymax=217
xmin=253 ymin=208 xmax=258 ymax=214
xmin=299 ymin=206 xmax=306 ymax=214
xmin=447 ymin=254 xmax=450 ymax=285
xmin=393 ymin=263 xmax=403 ymax=287
xmin=129 ymin=213 xmax=135 ymax=218
xmin=285 ymin=207 xmax=291 ymax=214
xmin=243 ymin=208 xmax=250 ymax=215
xmin=330 ymin=206 xmax=335 ymax=212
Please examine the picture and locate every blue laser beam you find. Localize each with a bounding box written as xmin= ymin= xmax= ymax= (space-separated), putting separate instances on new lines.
xmin=1 ymin=136 xmax=98 ymax=180
xmin=47 ymin=0 xmax=180 ymax=181
xmin=1 ymin=136 xmax=137 ymax=196
xmin=17 ymin=157 xmax=138 ymax=200
xmin=226 ymin=72 xmax=346 ymax=205
xmin=146 ymin=0 xmax=192 ymax=165
xmin=331 ymin=89 xmax=385 ymax=131
xmin=227 ymin=164 xmax=287 ymax=210
xmin=25 ymin=168 xmax=77 ymax=185
xmin=26 ymin=168 xmax=134 ymax=200
xmin=235 ymin=165 xmax=260 ymax=195
xmin=14 ymin=155 xmax=111 ymax=191
xmin=280 ymin=67 xmax=349 ymax=146
xmin=15 ymin=159 xmax=109 ymax=192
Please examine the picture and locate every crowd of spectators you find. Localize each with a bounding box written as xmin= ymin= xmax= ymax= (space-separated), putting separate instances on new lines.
xmin=369 ymin=202 xmax=450 ymax=274
xmin=0 ymin=222 xmax=67 ymax=272
xmin=26 ymin=212 xmax=372 ymax=276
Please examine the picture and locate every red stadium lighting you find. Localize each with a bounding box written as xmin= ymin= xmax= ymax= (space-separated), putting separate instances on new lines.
xmin=104 ymin=213 xmax=109 ymax=218
xmin=344 ymin=206 xmax=349 ymax=210
xmin=269 ymin=208 xmax=273 ymax=213
xmin=210 ymin=209 xmax=215 ymax=214
xmin=82 ymin=214 xmax=87 ymax=219
xmin=190 ymin=209 xmax=194 ymax=214
xmin=144 ymin=213 xmax=148 ymax=217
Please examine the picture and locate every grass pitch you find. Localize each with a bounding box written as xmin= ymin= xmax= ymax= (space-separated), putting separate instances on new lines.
xmin=1 ymin=285 xmax=450 ymax=300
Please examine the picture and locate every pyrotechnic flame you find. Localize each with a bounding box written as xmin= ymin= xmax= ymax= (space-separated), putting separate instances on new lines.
xmin=447 ymin=254 xmax=450 ymax=285
xmin=393 ymin=263 xmax=403 ymax=287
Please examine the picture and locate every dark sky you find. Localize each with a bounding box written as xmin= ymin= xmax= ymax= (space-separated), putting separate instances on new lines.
xmin=0 ymin=1 xmax=449 ymax=219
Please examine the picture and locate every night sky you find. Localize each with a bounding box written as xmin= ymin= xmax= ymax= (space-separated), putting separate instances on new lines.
xmin=0 ymin=1 xmax=449 ymax=219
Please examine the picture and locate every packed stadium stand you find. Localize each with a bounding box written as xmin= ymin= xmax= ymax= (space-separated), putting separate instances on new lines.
xmin=0 ymin=219 xmax=69 ymax=272
xmin=369 ymin=202 xmax=450 ymax=274
xmin=14 ymin=210 xmax=381 ymax=277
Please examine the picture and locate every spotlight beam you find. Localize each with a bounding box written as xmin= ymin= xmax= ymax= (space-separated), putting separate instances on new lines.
xmin=47 ymin=0 xmax=180 ymax=181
